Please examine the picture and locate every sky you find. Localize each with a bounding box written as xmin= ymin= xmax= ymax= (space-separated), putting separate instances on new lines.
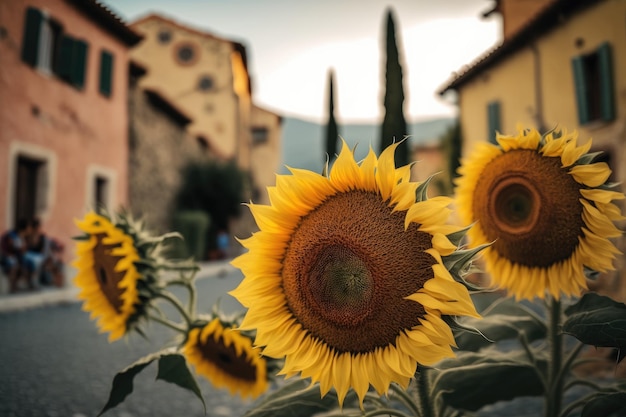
xmin=103 ymin=0 xmax=502 ymax=123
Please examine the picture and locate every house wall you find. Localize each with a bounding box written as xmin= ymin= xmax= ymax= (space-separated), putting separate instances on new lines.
xmin=250 ymin=105 xmax=282 ymax=205
xmin=455 ymin=0 xmax=626 ymax=300
xmin=129 ymin=17 xmax=240 ymax=159
xmin=0 ymin=0 xmax=131 ymax=259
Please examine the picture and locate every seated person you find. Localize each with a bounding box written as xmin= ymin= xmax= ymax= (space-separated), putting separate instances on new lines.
xmin=24 ymin=218 xmax=65 ymax=286
xmin=0 ymin=219 xmax=31 ymax=292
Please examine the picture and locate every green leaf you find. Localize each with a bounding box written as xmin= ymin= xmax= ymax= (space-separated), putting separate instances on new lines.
xmin=157 ymin=354 xmax=206 ymax=413
xmin=244 ymin=378 xmax=338 ymax=417
xmin=445 ymin=224 xmax=473 ymax=247
xmin=442 ymin=243 xmax=490 ymax=280
xmin=98 ymin=351 xmax=161 ymax=416
xmin=581 ymin=392 xmax=626 ymax=417
xmin=454 ymin=312 xmax=546 ymax=352
xmin=415 ymin=172 xmax=439 ymax=202
xmin=433 ymin=350 xmax=544 ymax=412
xmin=563 ymin=293 xmax=626 ymax=349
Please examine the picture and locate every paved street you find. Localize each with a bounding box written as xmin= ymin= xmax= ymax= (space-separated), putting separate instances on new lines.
xmin=0 ymin=267 xmax=259 ymax=417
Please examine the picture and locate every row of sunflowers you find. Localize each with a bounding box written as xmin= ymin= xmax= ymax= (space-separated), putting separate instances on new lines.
xmin=73 ymin=127 xmax=625 ymax=417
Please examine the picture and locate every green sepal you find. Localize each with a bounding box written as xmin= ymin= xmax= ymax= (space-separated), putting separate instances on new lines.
xmin=576 ymin=151 xmax=604 ymax=165
xmin=563 ymin=293 xmax=626 ymax=349
xmin=415 ymin=172 xmax=439 ymax=202
xmin=156 ymin=354 xmax=206 ymax=413
xmin=581 ymin=392 xmax=626 ymax=417
xmin=243 ymin=379 xmax=338 ymax=417
xmin=442 ymin=242 xmax=491 ymax=280
xmin=432 ymin=350 xmax=545 ymax=412
xmin=445 ymin=223 xmax=473 ymax=248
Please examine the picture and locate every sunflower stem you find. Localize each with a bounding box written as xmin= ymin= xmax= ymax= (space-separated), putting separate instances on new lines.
xmin=389 ymin=383 xmax=420 ymax=416
xmin=147 ymin=313 xmax=186 ymax=333
xmin=155 ymin=290 xmax=192 ymax=327
xmin=545 ymin=296 xmax=563 ymax=417
xmin=416 ymin=367 xmax=436 ymax=417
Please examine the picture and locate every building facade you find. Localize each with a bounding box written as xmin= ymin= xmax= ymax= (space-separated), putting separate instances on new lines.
xmin=440 ymin=0 xmax=626 ymax=299
xmin=128 ymin=14 xmax=282 ymax=206
xmin=0 ymin=0 xmax=140 ymax=261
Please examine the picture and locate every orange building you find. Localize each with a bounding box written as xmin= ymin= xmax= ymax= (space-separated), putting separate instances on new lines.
xmin=0 ymin=0 xmax=140 ymax=260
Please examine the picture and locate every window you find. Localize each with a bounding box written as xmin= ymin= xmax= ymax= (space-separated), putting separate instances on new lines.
xmin=99 ymin=50 xmax=114 ymax=97
xmin=251 ymin=127 xmax=269 ymax=145
xmin=197 ymin=74 xmax=214 ymax=92
xmin=174 ymin=41 xmax=199 ymax=66
xmin=21 ymin=7 xmax=88 ymax=90
xmin=487 ymin=101 xmax=501 ymax=144
xmin=157 ymin=29 xmax=172 ymax=45
xmin=21 ymin=7 xmax=62 ymax=74
xmin=571 ymin=42 xmax=615 ymax=124
xmin=94 ymin=176 xmax=109 ymax=210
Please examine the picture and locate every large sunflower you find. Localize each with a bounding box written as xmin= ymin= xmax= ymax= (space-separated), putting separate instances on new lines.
xmin=229 ymin=142 xmax=479 ymax=406
xmin=456 ymin=127 xmax=624 ymax=300
xmin=183 ymin=318 xmax=268 ymax=399
xmin=73 ymin=211 xmax=144 ymax=341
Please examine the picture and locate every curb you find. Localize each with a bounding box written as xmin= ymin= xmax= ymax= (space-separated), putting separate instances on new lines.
xmin=0 ymin=260 xmax=236 ymax=314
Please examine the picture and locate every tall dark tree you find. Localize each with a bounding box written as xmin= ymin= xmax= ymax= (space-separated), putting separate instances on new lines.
xmin=379 ymin=8 xmax=409 ymax=167
xmin=324 ymin=69 xmax=339 ymax=164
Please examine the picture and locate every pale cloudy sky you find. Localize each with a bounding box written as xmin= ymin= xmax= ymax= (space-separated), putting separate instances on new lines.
xmin=103 ymin=0 xmax=501 ymax=123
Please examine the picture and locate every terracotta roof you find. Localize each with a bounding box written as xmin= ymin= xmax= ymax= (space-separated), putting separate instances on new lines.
xmin=65 ymin=0 xmax=142 ymax=46
xmin=143 ymin=88 xmax=193 ymax=127
xmin=438 ymin=0 xmax=602 ymax=94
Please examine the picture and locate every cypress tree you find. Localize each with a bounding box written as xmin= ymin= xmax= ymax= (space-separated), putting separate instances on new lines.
xmin=379 ymin=8 xmax=409 ymax=167
xmin=324 ymin=69 xmax=339 ymax=164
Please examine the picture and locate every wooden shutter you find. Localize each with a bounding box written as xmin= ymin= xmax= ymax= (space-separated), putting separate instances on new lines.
xmin=55 ymin=36 xmax=88 ymax=89
xmin=21 ymin=7 xmax=43 ymax=67
xmin=99 ymin=50 xmax=114 ymax=97
xmin=72 ymin=39 xmax=88 ymax=89
xmin=597 ymin=42 xmax=615 ymax=122
xmin=571 ymin=56 xmax=590 ymax=125
xmin=487 ymin=101 xmax=501 ymax=144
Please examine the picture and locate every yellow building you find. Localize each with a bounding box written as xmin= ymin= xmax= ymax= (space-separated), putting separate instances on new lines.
xmin=440 ymin=0 xmax=626 ymax=298
xmin=128 ymin=14 xmax=282 ymax=206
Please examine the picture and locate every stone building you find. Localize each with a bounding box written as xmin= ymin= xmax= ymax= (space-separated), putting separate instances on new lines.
xmin=128 ymin=14 xmax=282 ymax=207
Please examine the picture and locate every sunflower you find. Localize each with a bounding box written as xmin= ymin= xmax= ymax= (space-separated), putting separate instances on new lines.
xmin=229 ymin=142 xmax=479 ymax=406
xmin=456 ymin=127 xmax=624 ymax=300
xmin=73 ymin=211 xmax=145 ymax=341
xmin=183 ymin=318 xmax=268 ymax=399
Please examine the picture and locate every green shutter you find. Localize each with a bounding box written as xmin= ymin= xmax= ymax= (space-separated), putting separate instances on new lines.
xmin=99 ymin=50 xmax=114 ymax=97
xmin=55 ymin=35 xmax=74 ymax=81
xmin=597 ymin=42 xmax=615 ymax=122
xmin=21 ymin=7 xmax=43 ymax=67
xmin=487 ymin=101 xmax=501 ymax=144
xmin=571 ymin=56 xmax=590 ymax=124
xmin=71 ymin=39 xmax=88 ymax=89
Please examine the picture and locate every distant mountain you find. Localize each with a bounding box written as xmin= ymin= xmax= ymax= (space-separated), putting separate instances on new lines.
xmin=280 ymin=116 xmax=455 ymax=174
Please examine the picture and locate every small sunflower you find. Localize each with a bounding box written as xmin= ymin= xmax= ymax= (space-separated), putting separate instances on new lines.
xmin=183 ymin=318 xmax=268 ymax=399
xmin=73 ymin=211 xmax=148 ymax=341
xmin=229 ymin=142 xmax=479 ymax=406
xmin=456 ymin=127 xmax=624 ymax=300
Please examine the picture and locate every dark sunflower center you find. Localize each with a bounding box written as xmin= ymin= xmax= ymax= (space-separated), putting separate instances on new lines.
xmin=491 ymin=176 xmax=541 ymax=234
xmin=198 ymin=330 xmax=257 ymax=382
xmin=473 ymin=149 xmax=584 ymax=267
xmin=282 ymin=190 xmax=434 ymax=354
xmin=308 ymin=245 xmax=373 ymax=324
xmin=92 ymin=234 xmax=125 ymax=312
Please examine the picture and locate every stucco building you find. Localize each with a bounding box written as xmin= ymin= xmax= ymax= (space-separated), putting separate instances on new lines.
xmin=128 ymin=14 xmax=282 ymax=207
xmin=0 ymin=0 xmax=140 ymax=262
xmin=439 ymin=0 xmax=626 ymax=299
